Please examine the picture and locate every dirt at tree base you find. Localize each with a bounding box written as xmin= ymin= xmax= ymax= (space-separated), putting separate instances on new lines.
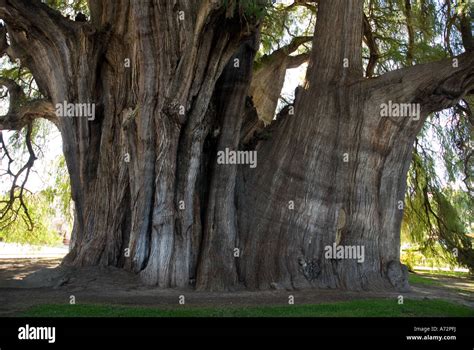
xmin=0 ymin=258 xmax=472 ymax=316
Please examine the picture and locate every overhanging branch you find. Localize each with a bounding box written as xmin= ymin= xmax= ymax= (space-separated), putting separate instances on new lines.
xmin=283 ymin=0 xmax=318 ymax=13
xmin=287 ymin=53 xmax=310 ymax=69
xmin=257 ymin=35 xmax=311 ymax=69
xmin=0 ymin=0 xmax=77 ymax=35
xmin=0 ymin=77 xmax=57 ymax=130
xmin=0 ymin=0 xmax=84 ymax=98
xmin=367 ymin=51 xmax=474 ymax=116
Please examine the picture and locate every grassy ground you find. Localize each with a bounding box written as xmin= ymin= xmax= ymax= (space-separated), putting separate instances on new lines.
xmin=408 ymin=273 xmax=442 ymax=286
xmin=20 ymin=299 xmax=474 ymax=317
xmin=413 ymin=270 xmax=471 ymax=278
xmin=409 ymin=271 xmax=473 ymax=295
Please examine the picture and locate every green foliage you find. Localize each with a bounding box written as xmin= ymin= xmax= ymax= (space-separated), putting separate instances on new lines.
xmin=258 ymin=1 xmax=314 ymax=60
xmin=239 ymin=0 xmax=268 ymax=19
xmin=43 ymin=0 xmax=89 ymax=17
xmin=363 ymin=0 xmax=449 ymax=73
xmin=0 ymin=151 xmax=70 ymax=246
xmin=0 ymin=191 xmax=61 ymax=246
xmin=403 ymin=146 xmax=474 ymax=271
xmin=400 ymin=249 xmax=418 ymax=271
xmin=43 ymin=155 xmax=73 ymax=227
xmin=259 ymin=6 xmax=288 ymax=55
xmin=222 ymin=0 xmax=269 ymax=22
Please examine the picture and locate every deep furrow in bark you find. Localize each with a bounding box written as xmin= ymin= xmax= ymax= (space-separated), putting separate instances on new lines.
xmin=1 ymin=0 xmax=473 ymax=291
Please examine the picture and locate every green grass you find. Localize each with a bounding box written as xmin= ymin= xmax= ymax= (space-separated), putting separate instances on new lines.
xmin=413 ymin=270 xmax=471 ymax=278
xmin=20 ymin=299 xmax=474 ymax=317
xmin=409 ymin=273 xmax=473 ymax=295
xmin=409 ymin=273 xmax=442 ymax=286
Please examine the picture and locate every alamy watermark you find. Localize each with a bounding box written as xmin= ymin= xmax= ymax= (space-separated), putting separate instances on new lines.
xmin=55 ymin=101 xmax=96 ymax=121
xmin=324 ymin=242 xmax=365 ymax=263
xmin=18 ymin=324 xmax=55 ymax=343
xmin=380 ymin=100 xmax=420 ymax=121
xmin=217 ymin=148 xmax=257 ymax=168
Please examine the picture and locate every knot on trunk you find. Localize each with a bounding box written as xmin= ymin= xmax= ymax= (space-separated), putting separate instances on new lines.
xmin=387 ymin=260 xmax=410 ymax=291
xmin=298 ymin=257 xmax=321 ymax=281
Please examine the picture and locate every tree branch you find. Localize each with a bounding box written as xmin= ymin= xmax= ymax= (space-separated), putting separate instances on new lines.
xmin=0 ymin=0 xmax=79 ymax=56
xmin=0 ymin=0 xmax=84 ymax=98
xmin=0 ymin=78 xmax=57 ymax=130
xmin=280 ymin=36 xmax=313 ymax=55
xmin=363 ymin=14 xmax=379 ymax=77
xmin=307 ymin=0 xmax=364 ymax=84
xmin=287 ymin=52 xmax=310 ymax=69
xmin=0 ymin=0 xmax=76 ymax=34
xmin=251 ymin=36 xmax=311 ymax=123
xmin=257 ymin=35 xmax=311 ymax=69
xmin=367 ymin=51 xmax=474 ymax=116
xmin=458 ymin=1 xmax=474 ymax=52
xmin=283 ymin=0 xmax=318 ymax=13
xmin=403 ymin=0 xmax=415 ymax=66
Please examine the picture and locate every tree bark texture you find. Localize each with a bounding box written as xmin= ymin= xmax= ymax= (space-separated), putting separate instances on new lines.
xmin=0 ymin=0 xmax=473 ymax=291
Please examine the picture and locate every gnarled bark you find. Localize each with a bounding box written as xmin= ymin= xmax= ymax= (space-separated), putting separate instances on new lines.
xmin=237 ymin=0 xmax=474 ymax=291
xmin=1 ymin=0 xmax=473 ymax=292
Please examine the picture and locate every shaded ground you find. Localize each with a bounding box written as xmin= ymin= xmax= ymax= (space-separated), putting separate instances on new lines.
xmin=0 ymin=258 xmax=473 ymax=316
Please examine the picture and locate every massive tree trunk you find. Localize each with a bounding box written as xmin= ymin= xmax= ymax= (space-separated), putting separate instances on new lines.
xmin=1 ymin=0 xmax=473 ymax=291
xmin=237 ymin=0 xmax=474 ymax=290
xmin=0 ymin=0 xmax=258 ymax=288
